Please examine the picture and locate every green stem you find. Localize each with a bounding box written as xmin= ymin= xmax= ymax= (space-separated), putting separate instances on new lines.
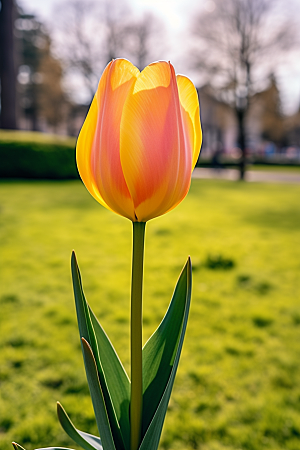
xmin=130 ymin=221 xmax=146 ymax=450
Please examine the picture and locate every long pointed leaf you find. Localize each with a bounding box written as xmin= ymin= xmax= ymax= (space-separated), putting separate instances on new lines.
xmin=71 ymin=252 xmax=128 ymax=450
xmin=12 ymin=444 xmax=74 ymax=450
xmin=57 ymin=402 xmax=102 ymax=450
xmin=81 ymin=338 xmax=116 ymax=450
xmin=89 ymin=308 xmax=130 ymax=450
xmin=12 ymin=444 xmax=26 ymax=450
xmin=140 ymin=258 xmax=192 ymax=450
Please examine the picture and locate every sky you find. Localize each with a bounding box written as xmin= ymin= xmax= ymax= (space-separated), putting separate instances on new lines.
xmin=18 ymin=0 xmax=188 ymax=30
xmin=18 ymin=0 xmax=300 ymax=114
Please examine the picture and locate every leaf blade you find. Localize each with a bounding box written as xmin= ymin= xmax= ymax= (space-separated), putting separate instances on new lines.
xmin=89 ymin=308 xmax=130 ymax=450
xmin=81 ymin=338 xmax=116 ymax=450
xmin=57 ymin=402 xmax=102 ymax=450
xmin=71 ymin=252 xmax=129 ymax=450
xmin=12 ymin=444 xmax=75 ymax=450
xmin=140 ymin=258 xmax=192 ymax=450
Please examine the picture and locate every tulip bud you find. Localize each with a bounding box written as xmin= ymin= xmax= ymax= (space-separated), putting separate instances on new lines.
xmin=77 ymin=59 xmax=202 ymax=222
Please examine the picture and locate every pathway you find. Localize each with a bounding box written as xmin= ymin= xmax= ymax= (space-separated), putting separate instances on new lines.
xmin=192 ymin=168 xmax=300 ymax=184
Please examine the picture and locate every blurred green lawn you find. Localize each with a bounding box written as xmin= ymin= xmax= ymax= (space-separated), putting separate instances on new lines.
xmin=1 ymin=179 xmax=300 ymax=450
xmin=249 ymin=165 xmax=300 ymax=173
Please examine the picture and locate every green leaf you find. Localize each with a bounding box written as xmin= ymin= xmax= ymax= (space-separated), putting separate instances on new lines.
xmin=81 ymin=338 xmax=116 ymax=450
xmin=89 ymin=308 xmax=130 ymax=450
xmin=71 ymin=252 xmax=129 ymax=450
xmin=12 ymin=444 xmax=26 ymax=450
xmin=140 ymin=258 xmax=192 ymax=450
xmin=57 ymin=402 xmax=102 ymax=450
xmin=12 ymin=444 xmax=74 ymax=450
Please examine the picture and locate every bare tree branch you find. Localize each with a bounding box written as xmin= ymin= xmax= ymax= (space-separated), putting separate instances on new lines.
xmin=52 ymin=0 xmax=165 ymax=102
xmin=189 ymin=0 xmax=299 ymax=179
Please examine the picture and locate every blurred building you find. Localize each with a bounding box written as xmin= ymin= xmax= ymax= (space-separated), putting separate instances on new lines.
xmin=198 ymin=85 xmax=236 ymax=156
xmin=285 ymin=107 xmax=300 ymax=149
xmin=198 ymin=76 xmax=300 ymax=160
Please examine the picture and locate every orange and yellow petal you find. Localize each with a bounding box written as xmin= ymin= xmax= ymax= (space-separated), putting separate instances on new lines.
xmin=176 ymin=75 xmax=202 ymax=168
xmin=76 ymin=95 xmax=112 ymax=211
xmin=120 ymin=62 xmax=191 ymax=222
xmin=91 ymin=59 xmax=140 ymax=220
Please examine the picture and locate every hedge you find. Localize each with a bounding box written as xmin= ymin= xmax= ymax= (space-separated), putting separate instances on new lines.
xmin=0 ymin=131 xmax=78 ymax=179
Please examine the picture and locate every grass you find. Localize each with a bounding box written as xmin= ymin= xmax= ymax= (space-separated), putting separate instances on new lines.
xmin=0 ymin=179 xmax=300 ymax=450
xmin=249 ymin=164 xmax=300 ymax=173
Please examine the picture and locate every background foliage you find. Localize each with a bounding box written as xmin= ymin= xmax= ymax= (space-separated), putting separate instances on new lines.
xmin=0 ymin=131 xmax=77 ymax=179
xmin=1 ymin=178 xmax=300 ymax=450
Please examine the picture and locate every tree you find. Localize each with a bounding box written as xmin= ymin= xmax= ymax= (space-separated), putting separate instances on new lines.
xmin=125 ymin=12 xmax=165 ymax=71
xmin=53 ymin=0 xmax=165 ymax=102
xmin=258 ymin=75 xmax=285 ymax=146
xmin=36 ymin=38 xmax=67 ymax=131
xmin=15 ymin=10 xmax=66 ymax=131
xmin=53 ymin=0 xmax=131 ymax=100
xmin=190 ymin=0 xmax=297 ymax=179
xmin=0 ymin=0 xmax=18 ymax=129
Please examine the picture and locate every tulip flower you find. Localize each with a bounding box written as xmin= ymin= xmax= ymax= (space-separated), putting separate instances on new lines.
xmin=76 ymin=58 xmax=202 ymax=223
xmin=76 ymin=59 xmax=201 ymax=450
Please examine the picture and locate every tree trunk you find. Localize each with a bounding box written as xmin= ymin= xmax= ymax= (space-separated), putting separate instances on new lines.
xmin=236 ymin=107 xmax=246 ymax=181
xmin=0 ymin=0 xmax=18 ymax=129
